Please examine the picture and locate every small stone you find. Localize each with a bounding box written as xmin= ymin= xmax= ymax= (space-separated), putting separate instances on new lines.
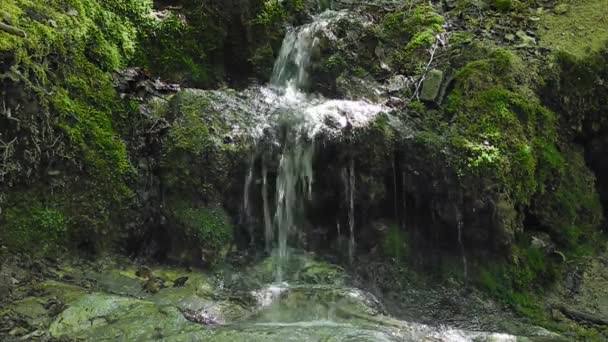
xmin=173 ymin=276 xmax=189 ymax=288
xmin=554 ymin=4 xmax=569 ymax=15
xmin=385 ymin=75 xmax=410 ymax=93
xmin=136 ymin=266 xmax=152 ymax=279
xmin=1 ymin=10 xmax=13 ymax=25
xmin=516 ymin=30 xmax=536 ymax=47
xmin=420 ymin=69 xmax=444 ymax=102
xmin=143 ymin=277 xmax=165 ymax=294
xmin=8 ymin=327 xmax=28 ymax=336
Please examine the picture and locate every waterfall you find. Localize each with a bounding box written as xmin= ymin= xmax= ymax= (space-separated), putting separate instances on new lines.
xmin=240 ymin=10 xmax=385 ymax=282
xmin=274 ymin=129 xmax=315 ymax=282
xmin=457 ymin=220 xmax=468 ymax=284
xmin=271 ymin=11 xmax=344 ymax=91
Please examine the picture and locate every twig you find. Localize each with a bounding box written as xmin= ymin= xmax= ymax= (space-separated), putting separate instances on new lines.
xmin=554 ymin=305 xmax=608 ymax=326
xmin=411 ymin=32 xmax=447 ymax=101
xmin=0 ymin=21 xmax=26 ymax=38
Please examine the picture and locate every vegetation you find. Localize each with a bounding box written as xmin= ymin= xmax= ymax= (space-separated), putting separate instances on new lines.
xmin=380 ymin=4 xmax=445 ymax=74
xmin=172 ymin=203 xmax=234 ymax=266
xmin=1 ymin=193 xmax=67 ymax=254
xmin=0 ymin=0 xmax=607 ymax=339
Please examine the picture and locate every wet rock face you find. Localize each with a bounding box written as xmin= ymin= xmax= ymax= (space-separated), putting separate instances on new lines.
xmin=542 ymin=48 xmax=608 ymax=220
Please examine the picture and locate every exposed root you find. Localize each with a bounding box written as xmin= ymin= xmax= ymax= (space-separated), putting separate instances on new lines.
xmin=0 ymin=21 xmax=26 ymax=38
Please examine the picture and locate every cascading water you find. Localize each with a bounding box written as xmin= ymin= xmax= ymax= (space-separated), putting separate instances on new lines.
xmin=243 ymin=10 xmax=385 ymax=283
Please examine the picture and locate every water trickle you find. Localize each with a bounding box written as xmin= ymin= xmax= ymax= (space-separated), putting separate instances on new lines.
xmin=348 ymin=158 xmax=356 ymax=264
xmin=243 ymin=153 xmax=255 ymax=246
xmin=262 ymin=156 xmax=273 ymax=254
xmin=402 ymin=171 xmax=407 ymax=230
xmin=457 ymin=220 xmax=468 ymax=284
xmin=392 ymin=157 xmax=398 ymax=222
xmin=341 ymin=159 xmax=356 ymax=264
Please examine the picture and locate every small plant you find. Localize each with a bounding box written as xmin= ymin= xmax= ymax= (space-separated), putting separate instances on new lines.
xmin=383 ymin=224 xmax=410 ymax=262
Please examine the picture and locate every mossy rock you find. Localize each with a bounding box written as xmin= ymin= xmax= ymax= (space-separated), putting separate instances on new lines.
xmin=380 ymin=4 xmax=445 ymax=74
xmin=420 ymin=69 xmax=444 ymax=102
xmin=171 ymin=203 xmax=234 ymax=266
xmin=0 ymin=194 xmax=67 ymax=254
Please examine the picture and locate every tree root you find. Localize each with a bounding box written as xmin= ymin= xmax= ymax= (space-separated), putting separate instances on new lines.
xmin=554 ymin=305 xmax=608 ymax=326
xmin=0 ymin=21 xmax=26 ymax=38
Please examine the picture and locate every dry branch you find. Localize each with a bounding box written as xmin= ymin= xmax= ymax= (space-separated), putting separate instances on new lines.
xmin=0 ymin=21 xmax=26 ymax=38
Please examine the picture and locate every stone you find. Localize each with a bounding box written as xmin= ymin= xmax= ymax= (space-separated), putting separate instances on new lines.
xmin=516 ymin=30 xmax=537 ymax=48
xmin=173 ymin=276 xmax=189 ymax=288
xmin=530 ymin=232 xmax=554 ymax=250
xmin=8 ymin=327 xmax=28 ymax=336
xmin=420 ymin=69 xmax=444 ymax=102
xmin=385 ymin=75 xmax=411 ymax=94
xmin=0 ymin=274 xmax=12 ymax=298
xmin=554 ymin=4 xmax=569 ymax=15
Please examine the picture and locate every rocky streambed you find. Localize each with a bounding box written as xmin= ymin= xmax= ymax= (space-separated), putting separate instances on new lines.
xmin=0 ymin=251 xmax=565 ymax=341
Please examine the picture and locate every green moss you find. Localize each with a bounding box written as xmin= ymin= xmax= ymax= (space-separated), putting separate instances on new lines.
xmin=540 ymin=0 xmax=608 ymax=58
xmin=0 ymin=0 xmax=151 ymax=251
xmin=159 ymin=90 xmax=248 ymax=209
xmin=324 ymin=54 xmax=348 ymax=74
xmin=383 ymin=223 xmax=410 ymax=262
xmin=1 ymin=195 xmax=67 ymax=254
xmin=444 ymin=49 xmax=560 ymax=204
xmin=489 ymin=0 xmax=513 ymax=11
xmin=477 ymin=240 xmax=558 ymax=319
xmin=381 ymin=4 xmax=445 ymax=74
xmin=532 ymin=147 xmax=603 ymax=250
xmin=172 ymin=203 xmax=234 ymax=266
xmin=255 ymin=0 xmax=288 ymax=26
xmin=133 ymin=14 xmax=211 ymax=86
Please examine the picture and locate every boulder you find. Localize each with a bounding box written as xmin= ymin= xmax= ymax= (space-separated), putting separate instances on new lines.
xmin=420 ymin=69 xmax=444 ymax=102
